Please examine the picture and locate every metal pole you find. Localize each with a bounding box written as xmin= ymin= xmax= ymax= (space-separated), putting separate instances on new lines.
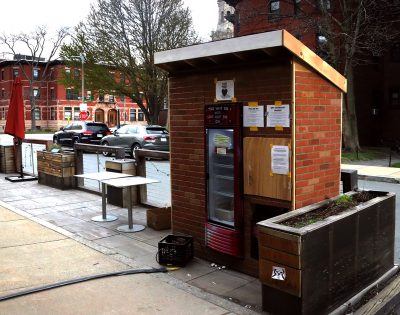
xmin=80 ymin=54 xmax=85 ymax=103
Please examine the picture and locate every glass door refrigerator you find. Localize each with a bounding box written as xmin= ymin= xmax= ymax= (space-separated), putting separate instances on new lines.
xmin=204 ymin=103 xmax=243 ymax=257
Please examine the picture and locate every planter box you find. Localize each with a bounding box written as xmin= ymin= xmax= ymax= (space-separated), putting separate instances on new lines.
xmin=147 ymin=207 xmax=171 ymax=230
xmin=0 ymin=145 xmax=16 ymax=173
xmin=257 ymin=190 xmax=395 ymax=315
xmin=37 ymin=151 xmax=76 ymax=190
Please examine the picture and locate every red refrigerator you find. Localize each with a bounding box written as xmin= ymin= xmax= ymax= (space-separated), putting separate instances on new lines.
xmin=204 ymin=103 xmax=243 ymax=257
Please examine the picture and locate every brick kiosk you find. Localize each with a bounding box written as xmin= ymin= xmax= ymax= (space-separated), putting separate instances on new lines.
xmin=155 ymin=30 xmax=346 ymax=276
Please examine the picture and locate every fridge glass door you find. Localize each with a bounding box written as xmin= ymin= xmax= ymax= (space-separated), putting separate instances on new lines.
xmin=207 ymin=128 xmax=235 ymax=227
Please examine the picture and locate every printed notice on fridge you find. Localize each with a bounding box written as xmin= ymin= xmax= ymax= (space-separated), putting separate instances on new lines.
xmin=271 ymin=145 xmax=289 ymax=175
xmin=243 ymin=106 xmax=264 ymax=127
xmin=266 ymin=105 xmax=290 ymax=127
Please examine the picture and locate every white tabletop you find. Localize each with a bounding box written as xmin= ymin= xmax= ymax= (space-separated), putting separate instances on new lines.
xmin=102 ymin=176 xmax=160 ymax=188
xmin=74 ymin=171 xmax=133 ymax=181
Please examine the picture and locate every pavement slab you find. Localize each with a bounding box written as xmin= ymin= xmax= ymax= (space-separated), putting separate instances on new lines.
xmin=0 ymin=274 xmax=229 ymax=315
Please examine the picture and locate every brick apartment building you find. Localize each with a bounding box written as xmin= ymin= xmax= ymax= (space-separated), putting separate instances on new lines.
xmin=225 ymin=0 xmax=400 ymax=146
xmin=0 ymin=57 xmax=149 ymax=131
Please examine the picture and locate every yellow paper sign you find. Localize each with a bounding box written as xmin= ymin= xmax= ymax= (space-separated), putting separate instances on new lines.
xmin=274 ymin=101 xmax=282 ymax=106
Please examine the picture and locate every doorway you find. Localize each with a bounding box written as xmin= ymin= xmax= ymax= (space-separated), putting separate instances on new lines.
xmin=108 ymin=109 xmax=117 ymax=128
xmin=95 ymin=109 xmax=104 ymax=123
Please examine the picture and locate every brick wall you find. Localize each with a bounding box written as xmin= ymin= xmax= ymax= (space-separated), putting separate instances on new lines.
xmin=294 ymin=61 xmax=342 ymax=208
xmin=169 ymin=62 xmax=291 ymax=273
xmin=169 ymin=60 xmax=342 ymax=274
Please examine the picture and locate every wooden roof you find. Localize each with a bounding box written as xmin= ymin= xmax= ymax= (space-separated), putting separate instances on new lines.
xmin=155 ymin=30 xmax=347 ymax=93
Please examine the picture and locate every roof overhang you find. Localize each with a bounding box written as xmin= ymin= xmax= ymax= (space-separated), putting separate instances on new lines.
xmin=155 ymin=30 xmax=346 ymax=93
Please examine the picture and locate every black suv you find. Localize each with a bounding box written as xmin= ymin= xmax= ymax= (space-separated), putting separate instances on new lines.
xmin=53 ymin=121 xmax=111 ymax=146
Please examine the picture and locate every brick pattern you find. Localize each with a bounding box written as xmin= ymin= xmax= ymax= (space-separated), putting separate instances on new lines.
xmin=294 ymin=63 xmax=342 ymax=208
xmin=169 ymin=61 xmax=342 ymax=274
xmin=169 ymin=64 xmax=292 ymax=272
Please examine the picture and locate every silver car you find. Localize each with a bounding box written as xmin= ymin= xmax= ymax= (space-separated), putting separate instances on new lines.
xmin=101 ymin=125 xmax=169 ymax=157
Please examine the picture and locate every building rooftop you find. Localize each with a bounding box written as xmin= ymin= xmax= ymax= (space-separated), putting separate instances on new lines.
xmin=155 ymin=29 xmax=346 ymax=92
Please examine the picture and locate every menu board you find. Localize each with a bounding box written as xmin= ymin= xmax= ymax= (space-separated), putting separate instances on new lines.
xmin=205 ymin=104 xmax=239 ymax=126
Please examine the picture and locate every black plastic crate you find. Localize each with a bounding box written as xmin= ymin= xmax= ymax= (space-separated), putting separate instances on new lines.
xmin=157 ymin=235 xmax=193 ymax=266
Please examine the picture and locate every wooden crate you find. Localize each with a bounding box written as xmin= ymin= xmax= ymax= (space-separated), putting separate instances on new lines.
xmin=147 ymin=207 xmax=171 ymax=230
xmin=37 ymin=151 xmax=76 ymax=189
xmin=0 ymin=145 xmax=16 ymax=173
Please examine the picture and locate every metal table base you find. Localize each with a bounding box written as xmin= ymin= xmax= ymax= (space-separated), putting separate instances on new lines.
xmin=91 ymin=214 xmax=118 ymax=222
xmin=117 ymin=224 xmax=145 ymax=233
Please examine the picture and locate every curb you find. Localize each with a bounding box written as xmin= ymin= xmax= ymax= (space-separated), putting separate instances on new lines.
xmin=358 ymin=175 xmax=400 ymax=184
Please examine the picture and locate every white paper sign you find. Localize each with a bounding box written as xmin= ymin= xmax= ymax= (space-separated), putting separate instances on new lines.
xmin=216 ymin=80 xmax=234 ymax=101
xmin=266 ymin=105 xmax=290 ymax=128
xmin=272 ymin=266 xmax=286 ymax=281
xmin=243 ymin=106 xmax=264 ymax=127
xmin=271 ymin=145 xmax=289 ymax=175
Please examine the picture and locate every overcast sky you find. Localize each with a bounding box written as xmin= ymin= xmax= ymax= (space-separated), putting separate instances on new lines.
xmin=0 ymin=0 xmax=218 ymax=57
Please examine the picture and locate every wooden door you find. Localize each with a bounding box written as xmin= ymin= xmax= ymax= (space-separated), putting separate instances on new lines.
xmin=243 ymin=137 xmax=291 ymax=201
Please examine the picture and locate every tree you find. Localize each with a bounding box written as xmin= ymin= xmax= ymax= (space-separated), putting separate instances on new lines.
xmin=301 ymin=0 xmax=400 ymax=151
xmin=61 ymin=0 xmax=198 ymax=125
xmin=235 ymin=0 xmax=400 ymax=151
xmin=0 ymin=26 xmax=69 ymax=131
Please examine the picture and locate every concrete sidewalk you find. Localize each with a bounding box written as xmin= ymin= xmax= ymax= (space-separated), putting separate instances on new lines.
xmin=1 ymin=160 xmax=400 ymax=315
xmin=342 ymin=164 xmax=400 ymax=184
xmin=0 ymin=174 xmax=260 ymax=315
xmin=0 ymin=205 xmax=242 ymax=315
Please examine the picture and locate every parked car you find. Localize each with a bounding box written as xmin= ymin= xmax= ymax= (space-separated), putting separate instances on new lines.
xmin=53 ymin=121 xmax=111 ymax=147
xmin=101 ymin=125 xmax=169 ymax=157
xmin=110 ymin=124 xmax=128 ymax=133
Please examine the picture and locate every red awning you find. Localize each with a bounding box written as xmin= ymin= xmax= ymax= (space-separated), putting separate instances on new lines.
xmin=5 ymin=76 xmax=25 ymax=140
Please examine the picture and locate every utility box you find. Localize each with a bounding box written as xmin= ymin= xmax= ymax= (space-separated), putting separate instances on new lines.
xmin=105 ymin=159 xmax=136 ymax=207
xmin=155 ymin=30 xmax=346 ymax=276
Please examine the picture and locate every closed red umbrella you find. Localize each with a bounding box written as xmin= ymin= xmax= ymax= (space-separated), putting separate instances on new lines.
xmin=4 ymin=76 xmax=35 ymax=181
xmin=5 ymin=76 xmax=25 ymax=140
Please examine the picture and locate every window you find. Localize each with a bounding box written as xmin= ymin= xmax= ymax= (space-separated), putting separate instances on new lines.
xmin=316 ymin=34 xmax=330 ymax=62
xmin=13 ymin=68 xmax=19 ymax=79
xmin=74 ymin=69 xmax=80 ymax=81
xmin=1 ymin=89 xmax=4 ymax=99
xmin=50 ymin=107 xmax=57 ymax=120
xmin=99 ymin=92 xmax=104 ymax=102
xmin=294 ymin=0 xmax=301 ymax=15
xmin=33 ymin=88 xmax=40 ymax=99
xmin=391 ymin=43 xmax=400 ymax=62
xmin=120 ymin=95 xmax=125 ymax=102
xmin=64 ymin=107 xmax=72 ymax=120
xmin=33 ymin=68 xmax=40 ymax=80
xmin=389 ymin=87 xmax=400 ymax=108
xmin=50 ymin=68 xmax=55 ymax=80
xmin=65 ymin=67 xmax=71 ymax=76
xmin=109 ymin=95 xmax=115 ymax=103
xmin=318 ymin=0 xmax=331 ymax=10
xmin=34 ymin=107 xmax=41 ymax=120
xmin=130 ymin=109 xmax=137 ymax=121
xmin=269 ymin=1 xmax=280 ymax=20
xmin=0 ymin=108 xmax=4 ymax=120
xmin=1 ymin=70 xmax=4 ymax=81
xmin=74 ymin=107 xmax=80 ymax=120
xmin=66 ymin=88 xmax=78 ymax=100
xmin=50 ymin=88 xmax=55 ymax=100
xmin=138 ymin=109 xmax=145 ymax=121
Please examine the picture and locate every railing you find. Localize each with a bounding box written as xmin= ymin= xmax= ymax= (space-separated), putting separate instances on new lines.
xmin=135 ymin=149 xmax=170 ymax=206
xmin=74 ymin=143 xmax=125 ymax=190
xmin=21 ymin=139 xmax=52 ymax=176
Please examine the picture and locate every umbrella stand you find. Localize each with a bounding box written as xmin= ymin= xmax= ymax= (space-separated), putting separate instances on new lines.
xmin=5 ymin=138 xmax=37 ymax=182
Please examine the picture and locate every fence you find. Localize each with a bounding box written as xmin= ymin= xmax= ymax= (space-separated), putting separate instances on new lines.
xmin=74 ymin=144 xmax=171 ymax=207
